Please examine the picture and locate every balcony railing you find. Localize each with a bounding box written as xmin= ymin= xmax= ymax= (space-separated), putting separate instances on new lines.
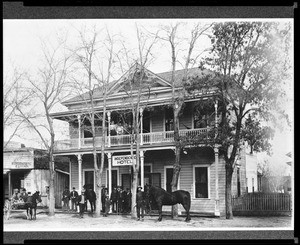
xmin=54 ymin=127 xmax=213 ymax=151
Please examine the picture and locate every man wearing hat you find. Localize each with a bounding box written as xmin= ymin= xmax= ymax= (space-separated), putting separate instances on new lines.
xmin=101 ymin=184 xmax=106 ymax=213
xmin=70 ymin=187 xmax=79 ymax=212
xmin=77 ymin=189 xmax=87 ymax=218
xmin=62 ymin=186 xmax=70 ymax=211
xmin=136 ymin=186 xmax=145 ymax=221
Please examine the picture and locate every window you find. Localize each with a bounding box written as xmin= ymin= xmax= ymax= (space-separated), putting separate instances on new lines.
xmin=165 ymin=108 xmax=174 ymax=131
xmin=194 ymin=166 xmax=209 ymax=198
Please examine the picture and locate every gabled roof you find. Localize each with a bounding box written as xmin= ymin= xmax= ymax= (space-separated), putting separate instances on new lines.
xmin=62 ymin=65 xmax=214 ymax=105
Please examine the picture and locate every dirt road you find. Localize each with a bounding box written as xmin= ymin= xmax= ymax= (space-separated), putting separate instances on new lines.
xmin=4 ymin=210 xmax=292 ymax=231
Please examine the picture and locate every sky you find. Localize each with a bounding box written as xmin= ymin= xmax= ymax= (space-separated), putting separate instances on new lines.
xmin=3 ymin=19 xmax=294 ymax=171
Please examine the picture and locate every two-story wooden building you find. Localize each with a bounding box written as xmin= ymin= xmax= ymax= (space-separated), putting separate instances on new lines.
xmin=50 ymin=64 xmax=247 ymax=216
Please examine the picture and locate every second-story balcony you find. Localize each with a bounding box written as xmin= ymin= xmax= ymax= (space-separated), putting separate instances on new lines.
xmin=53 ymin=127 xmax=213 ymax=152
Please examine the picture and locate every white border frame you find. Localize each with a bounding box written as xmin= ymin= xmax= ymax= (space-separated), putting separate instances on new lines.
xmin=193 ymin=164 xmax=210 ymax=199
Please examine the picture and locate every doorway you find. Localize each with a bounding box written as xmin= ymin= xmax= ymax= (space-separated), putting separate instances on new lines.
xmin=84 ymin=170 xmax=94 ymax=190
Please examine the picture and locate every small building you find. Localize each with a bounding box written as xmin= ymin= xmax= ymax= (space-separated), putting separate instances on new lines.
xmin=3 ymin=142 xmax=70 ymax=208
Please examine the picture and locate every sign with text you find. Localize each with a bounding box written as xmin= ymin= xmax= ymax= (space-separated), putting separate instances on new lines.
xmin=112 ymin=155 xmax=136 ymax=166
xmin=4 ymin=151 xmax=34 ymax=169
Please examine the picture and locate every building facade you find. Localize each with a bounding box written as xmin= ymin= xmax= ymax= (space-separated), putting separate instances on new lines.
xmin=3 ymin=143 xmax=70 ymax=208
xmin=50 ymin=64 xmax=246 ymax=216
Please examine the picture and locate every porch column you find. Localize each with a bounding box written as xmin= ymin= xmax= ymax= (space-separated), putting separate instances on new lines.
xmin=214 ymin=100 xmax=218 ymax=129
xmin=107 ymin=111 xmax=111 ymax=147
xmin=107 ymin=152 xmax=112 ymax=197
xmin=214 ymin=147 xmax=220 ymax=216
xmin=77 ymin=154 xmax=82 ymax=190
xmin=140 ymin=150 xmax=144 ymax=188
xmin=140 ymin=108 xmax=144 ymax=145
xmin=77 ymin=114 xmax=81 ymax=149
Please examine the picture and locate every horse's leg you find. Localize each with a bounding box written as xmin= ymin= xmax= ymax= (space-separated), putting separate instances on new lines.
xmin=182 ymin=203 xmax=191 ymax=222
xmin=157 ymin=203 xmax=162 ymax=222
xmin=33 ymin=208 xmax=36 ymax=220
xmin=90 ymin=200 xmax=93 ymax=213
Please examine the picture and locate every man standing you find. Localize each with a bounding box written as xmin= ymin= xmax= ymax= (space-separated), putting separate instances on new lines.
xmin=103 ymin=188 xmax=110 ymax=217
xmin=110 ymin=187 xmax=118 ymax=213
xmin=70 ymin=187 xmax=78 ymax=212
xmin=136 ymin=186 xmax=145 ymax=221
xmin=77 ymin=190 xmax=86 ymax=218
xmin=62 ymin=186 xmax=70 ymax=211
xmin=101 ymin=184 xmax=106 ymax=213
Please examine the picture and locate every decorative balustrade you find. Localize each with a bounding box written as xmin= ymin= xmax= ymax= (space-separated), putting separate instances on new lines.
xmin=54 ymin=127 xmax=213 ymax=151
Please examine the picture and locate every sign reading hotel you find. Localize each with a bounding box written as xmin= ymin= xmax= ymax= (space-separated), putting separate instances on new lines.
xmin=112 ymin=155 xmax=136 ymax=166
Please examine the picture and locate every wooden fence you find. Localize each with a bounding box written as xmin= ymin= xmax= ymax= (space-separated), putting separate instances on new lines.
xmin=232 ymin=193 xmax=292 ymax=216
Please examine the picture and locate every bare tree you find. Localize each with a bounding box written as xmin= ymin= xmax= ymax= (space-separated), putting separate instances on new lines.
xmin=157 ymin=22 xmax=212 ymax=218
xmin=14 ymin=40 xmax=72 ymax=216
xmin=71 ymin=26 xmax=119 ymax=217
xmin=116 ymin=24 xmax=158 ymax=219
xmin=3 ymin=67 xmax=32 ymax=148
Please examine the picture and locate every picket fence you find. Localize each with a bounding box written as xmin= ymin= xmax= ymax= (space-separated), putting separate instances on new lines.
xmin=232 ymin=192 xmax=292 ymax=216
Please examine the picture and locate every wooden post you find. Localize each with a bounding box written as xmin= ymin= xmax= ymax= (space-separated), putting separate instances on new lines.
xmin=77 ymin=114 xmax=81 ymax=149
xmin=107 ymin=152 xmax=112 ymax=214
xmin=140 ymin=150 xmax=144 ymax=188
xmin=107 ymin=111 xmax=111 ymax=147
xmin=8 ymin=171 xmax=11 ymax=198
xmin=77 ymin=154 xmax=82 ymax=190
xmin=214 ymin=147 xmax=220 ymax=216
xmin=140 ymin=108 xmax=144 ymax=145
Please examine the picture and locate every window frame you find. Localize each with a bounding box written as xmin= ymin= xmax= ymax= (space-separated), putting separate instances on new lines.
xmin=193 ymin=164 xmax=210 ymax=199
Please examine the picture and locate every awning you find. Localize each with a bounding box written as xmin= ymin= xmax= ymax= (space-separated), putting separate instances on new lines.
xmin=3 ymin=169 xmax=10 ymax=174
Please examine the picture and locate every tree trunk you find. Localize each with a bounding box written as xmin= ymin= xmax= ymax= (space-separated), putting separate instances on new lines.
xmin=95 ymin=168 xmax=102 ymax=217
xmin=225 ymin=163 xmax=234 ymax=219
xmin=48 ymin=154 xmax=56 ymax=216
xmin=171 ymin=103 xmax=182 ymax=218
xmin=131 ymin=170 xmax=138 ymax=219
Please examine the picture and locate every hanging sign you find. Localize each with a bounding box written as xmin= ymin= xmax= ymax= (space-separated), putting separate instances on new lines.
xmin=112 ymin=155 xmax=136 ymax=166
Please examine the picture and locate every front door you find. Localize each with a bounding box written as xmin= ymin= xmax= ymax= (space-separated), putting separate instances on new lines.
xmin=84 ymin=170 xmax=94 ymax=190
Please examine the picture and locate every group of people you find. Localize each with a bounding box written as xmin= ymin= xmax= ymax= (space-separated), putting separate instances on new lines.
xmin=11 ymin=188 xmax=28 ymax=203
xmin=108 ymin=185 xmax=132 ymax=214
xmin=62 ymin=185 xmax=147 ymax=220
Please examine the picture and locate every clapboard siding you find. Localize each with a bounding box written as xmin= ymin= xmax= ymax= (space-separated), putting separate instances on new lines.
xmin=67 ymin=148 xmax=229 ymax=215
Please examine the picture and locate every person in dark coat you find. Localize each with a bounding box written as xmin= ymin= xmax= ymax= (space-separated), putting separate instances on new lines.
xmin=70 ymin=187 xmax=79 ymax=212
xmin=124 ymin=188 xmax=132 ymax=213
xmin=62 ymin=187 xmax=70 ymax=211
xmin=77 ymin=190 xmax=87 ymax=218
xmin=110 ymin=187 xmax=118 ymax=213
xmin=101 ymin=184 xmax=106 ymax=213
xmin=117 ymin=186 xmax=125 ymax=213
xmin=136 ymin=186 xmax=145 ymax=221
xmin=103 ymin=188 xmax=110 ymax=217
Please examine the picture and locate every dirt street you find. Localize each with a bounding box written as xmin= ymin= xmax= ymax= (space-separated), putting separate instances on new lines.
xmin=3 ymin=210 xmax=293 ymax=231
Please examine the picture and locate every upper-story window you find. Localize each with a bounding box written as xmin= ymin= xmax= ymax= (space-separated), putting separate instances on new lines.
xmin=165 ymin=107 xmax=174 ymax=131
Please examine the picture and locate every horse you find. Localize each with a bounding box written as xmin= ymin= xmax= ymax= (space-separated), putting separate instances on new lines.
xmin=24 ymin=191 xmax=42 ymax=220
xmin=146 ymin=185 xmax=191 ymax=222
xmin=83 ymin=185 xmax=96 ymax=213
